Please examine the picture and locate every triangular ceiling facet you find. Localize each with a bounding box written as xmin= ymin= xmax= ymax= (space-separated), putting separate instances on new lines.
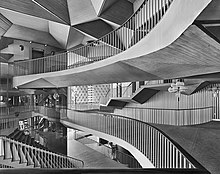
xmin=0 ymin=0 xmax=66 ymax=24
xmin=0 ymin=37 xmax=13 ymax=50
xmin=74 ymin=19 xmax=113 ymax=39
xmin=0 ymin=8 xmax=49 ymax=32
xmin=66 ymin=27 xmax=84 ymax=50
xmin=4 ymin=24 xmax=62 ymax=48
xmin=91 ymin=0 xmax=105 ymax=15
xmin=0 ymin=12 xmax=12 ymax=36
xmin=0 ymin=53 xmax=13 ymax=62
xmin=67 ymin=0 xmax=97 ymax=26
xmin=99 ymin=0 xmax=133 ymax=25
xmin=49 ymin=22 xmax=70 ymax=49
xmin=98 ymin=0 xmax=118 ymax=16
xmin=32 ymin=0 xmax=70 ymax=24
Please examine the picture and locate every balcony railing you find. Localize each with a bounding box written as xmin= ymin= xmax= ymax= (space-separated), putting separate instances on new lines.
xmin=0 ymin=105 xmax=34 ymax=116
xmin=115 ymin=106 xmax=213 ymax=126
xmin=34 ymin=107 xmax=208 ymax=172
xmin=14 ymin=0 xmax=173 ymax=76
xmin=0 ymin=117 xmax=18 ymax=133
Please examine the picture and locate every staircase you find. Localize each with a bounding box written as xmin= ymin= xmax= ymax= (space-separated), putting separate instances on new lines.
xmin=7 ymin=128 xmax=48 ymax=151
xmin=0 ymin=130 xmax=84 ymax=168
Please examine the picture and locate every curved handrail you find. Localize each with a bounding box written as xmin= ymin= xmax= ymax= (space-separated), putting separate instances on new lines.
xmin=34 ymin=106 xmax=208 ymax=171
xmin=14 ymin=0 xmax=174 ymax=76
xmin=66 ymin=109 xmax=207 ymax=169
xmin=75 ymin=133 xmax=141 ymax=168
xmin=87 ymin=110 xmax=207 ymax=170
xmin=122 ymin=106 xmax=213 ymax=111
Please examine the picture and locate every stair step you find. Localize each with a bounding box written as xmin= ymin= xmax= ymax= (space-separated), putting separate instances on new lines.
xmin=24 ymin=135 xmax=29 ymax=144
xmin=20 ymin=134 xmax=26 ymax=143
xmin=30 ymin=138 xmax=35 ymax=146
xmin=8 ymin=128 xmax=20 ymax=139
xmin=27 ymin=137 xmax=32 ymax=145
xmin=14 ymin=131 xmax=24 ymax=141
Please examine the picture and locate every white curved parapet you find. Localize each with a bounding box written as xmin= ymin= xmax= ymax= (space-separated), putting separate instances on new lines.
xmin=13 ymin=0 xmax=211 ymax=88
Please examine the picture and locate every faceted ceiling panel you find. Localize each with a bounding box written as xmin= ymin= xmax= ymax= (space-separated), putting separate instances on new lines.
xmin=204 ymin=26 xmax=220 ymax=41
xmin=66 ymin=27 xmax=85 ymax=50
xmin=0 ymin=0 xmax=136 ymax=62
xmin=32 ymin=0 xmax=70 ymax=24
xmin=90 ymin=0 xmax=105 ymax=15
xmin=98 ymin=0 xmax=118 ymax=16
xmin=0 ymin=53 xmax=13 ymax=62
xmin=0 ymin=13 xmax=12 ymax=36
xmin=99 ymin=0 xmax=133 ymax=25
xmin=101 ymin=19 xmax=120 ymax=30
xmin=0 ymin=37 xmax=13 ymax=51
xmin=74 ymin=19 xmax=113 ymax=39
xmin=0 ymin=8 xmax=49 ymax=32
xmin=49 ymin=22 xmax=70 ymax=49
xmin=0 ymin=0 xmax=65 ymax=24
xmin=67 ymin=0 xmax=97 ymax=26
xmin=196 ymin=0 xmax=220 ymax=21
xmin=4 ymin=24 xmax=62 ymax=48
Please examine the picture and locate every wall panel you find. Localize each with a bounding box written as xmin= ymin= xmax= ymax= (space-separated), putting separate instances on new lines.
xmin=114 ymin=85 xmax=216 ymax=125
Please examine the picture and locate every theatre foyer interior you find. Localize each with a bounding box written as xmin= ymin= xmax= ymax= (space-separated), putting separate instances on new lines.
xmin=0 ymin=0 xmax=220 ymax=174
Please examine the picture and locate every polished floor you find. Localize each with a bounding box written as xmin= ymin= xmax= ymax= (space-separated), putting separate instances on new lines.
xmin=152 ymin=121 xmax=220 ymax=174
xmin=67 ymin=130 xmax=128 ymax=168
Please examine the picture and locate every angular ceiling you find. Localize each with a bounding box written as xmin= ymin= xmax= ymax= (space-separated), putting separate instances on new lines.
xmin=0 ymin=0 xmax=138 ymax=62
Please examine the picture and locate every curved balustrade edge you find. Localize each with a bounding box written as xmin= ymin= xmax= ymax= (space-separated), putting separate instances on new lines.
xmin=33 ymin=106 xmax=209 ymax=171
xmin=14 ymin=0 xmax=174 ymax=76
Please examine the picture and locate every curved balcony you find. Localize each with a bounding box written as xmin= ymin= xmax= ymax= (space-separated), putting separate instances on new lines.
xmin=14 ymin=0 xmax=173 ymax=77
xmin=34 ymin=106 xmax=208 ymax=172
xmin=12 ymin=0 xmax=212 ymax=89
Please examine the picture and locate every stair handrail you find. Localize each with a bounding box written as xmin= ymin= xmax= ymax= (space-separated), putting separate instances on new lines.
xmin=0 ymin=135 xmax=84 ymax=168
xmin=14 ymin=0 xmax=174 ymax=76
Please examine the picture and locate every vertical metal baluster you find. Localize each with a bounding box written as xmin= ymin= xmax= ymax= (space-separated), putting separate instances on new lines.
xmin=155 ymin=0 xmax=157 ymax=23
xmin=163 ymin=0 xmax=165 ymax=15
xmin=113 ymin=32 xmax=115 ymax=55
xmin=117 ymin=31 xmax=119 ymax=53
xmin=147 ymin=0 xmax=150 ymax=32
xmin=124 ymin=23 xmax=127 ymax=49
xmin=110 ymin=33 xmax=113 ymax=56
xmin=104 ymin=38 xmax=106 ymax=59
xmin=151 ymin=0 xmax=153 ymax=29
xmin=103 ymin=38 xmax=105 ymax=59
xmin=127 ymin=21 xmax=129 ymax=48
xmin=153 ymin=0 xmax=155 ymax=27
xmin=137 ymin=9 xmax=139 ymax=43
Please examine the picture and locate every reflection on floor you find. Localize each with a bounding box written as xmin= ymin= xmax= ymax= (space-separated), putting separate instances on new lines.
xmin=67 ymin=129 xmax=128 ymax=168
